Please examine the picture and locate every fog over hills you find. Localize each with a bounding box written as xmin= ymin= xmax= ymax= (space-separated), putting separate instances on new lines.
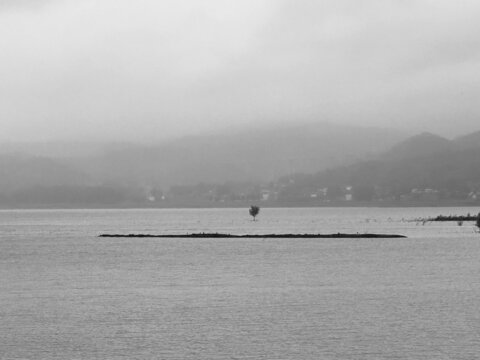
xmin=277 ymin=129 xmax=480 ymax=204
xmin=2 ymin=1 xmax=480 ymax=207
xmin=0 ymin=141 xmax=134 ymax=159
xmin=0 ymin=154 xmax=88 ymax=193
xmin=0 ymin=122 xmax=405 ymax=196
xmin=4 ymin=124 xmax=480 ymax=207
xmin=453 ymin=130 xmax=480 ymax=150
xmin=381 ymin=132 xmax=452 ymax=161
xmin=69 ymin=123 xmax=407 ymax=187
xmin=381 ymin=130 xmax=480 ymax=161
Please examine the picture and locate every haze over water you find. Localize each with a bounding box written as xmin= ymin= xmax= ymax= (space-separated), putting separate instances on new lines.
xmin=1 ymin=207 xmax=479 ymax=359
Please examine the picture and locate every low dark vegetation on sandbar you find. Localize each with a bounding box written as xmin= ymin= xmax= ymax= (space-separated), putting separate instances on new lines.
xmin=99 ymin=232 xmax=406 ymax=239
xmin=412 ymin=212 xmax=480 ymax=222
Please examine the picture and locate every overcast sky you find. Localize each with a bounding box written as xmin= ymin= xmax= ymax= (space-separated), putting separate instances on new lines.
xmin=1 ymin=0 xmax=480 ymax=141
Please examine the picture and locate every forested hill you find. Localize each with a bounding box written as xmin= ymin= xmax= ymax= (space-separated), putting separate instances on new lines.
xmin=276 ymin=130 xmax=480 ymax=203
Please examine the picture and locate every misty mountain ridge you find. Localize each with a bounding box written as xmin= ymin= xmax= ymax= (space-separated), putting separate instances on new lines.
xmin=70 ymin=122 xmax=407 ymax=187
xmin=4 ymin=124 xmax=480 ymax=206
xmin=381 ymin=132 xmax=452 ymax=161
xmin=275 ymin=129 xmax=480 ymax=203
xmin=0 ymin=123 xmax=406 ymax=198
xmin=380 ymin=130 xmax=480 ymax=161
xmin=453 ymin=130 xmax=480 ymax=150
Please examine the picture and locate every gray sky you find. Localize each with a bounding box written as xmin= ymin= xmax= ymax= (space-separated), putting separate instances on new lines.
xmin=1 ymin=0 xmax=480 ymax=141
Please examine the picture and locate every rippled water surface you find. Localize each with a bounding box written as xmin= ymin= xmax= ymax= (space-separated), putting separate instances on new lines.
xmin=1 ymin=207 xmax=480 ymax=359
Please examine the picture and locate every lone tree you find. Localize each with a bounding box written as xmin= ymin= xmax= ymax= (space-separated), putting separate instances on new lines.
xmin=249 ymin=205 xmax=260 ymax=221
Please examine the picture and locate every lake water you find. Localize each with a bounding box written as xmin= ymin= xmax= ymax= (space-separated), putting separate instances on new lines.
xmin=1 ymin=207 xmax=480 ymax=359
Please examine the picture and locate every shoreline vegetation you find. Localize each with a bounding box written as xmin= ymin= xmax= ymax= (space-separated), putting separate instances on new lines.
xmin=411 ymin=212 xmax=480 ymax=223
xmin=99 ymin=233 xmax=407 ymax=239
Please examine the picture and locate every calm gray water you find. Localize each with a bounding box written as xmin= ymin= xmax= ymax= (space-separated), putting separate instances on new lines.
xmin=1 ymin=207 xmax=480 ymax=359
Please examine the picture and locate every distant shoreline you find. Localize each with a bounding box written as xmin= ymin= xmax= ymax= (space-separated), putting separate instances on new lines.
xmin=1 ymin=200 xmax=479 ymax=210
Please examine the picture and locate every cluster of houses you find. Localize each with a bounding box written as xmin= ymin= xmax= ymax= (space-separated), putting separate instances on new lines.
xmin=144 ymin=181 xmax=480 ymax=205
